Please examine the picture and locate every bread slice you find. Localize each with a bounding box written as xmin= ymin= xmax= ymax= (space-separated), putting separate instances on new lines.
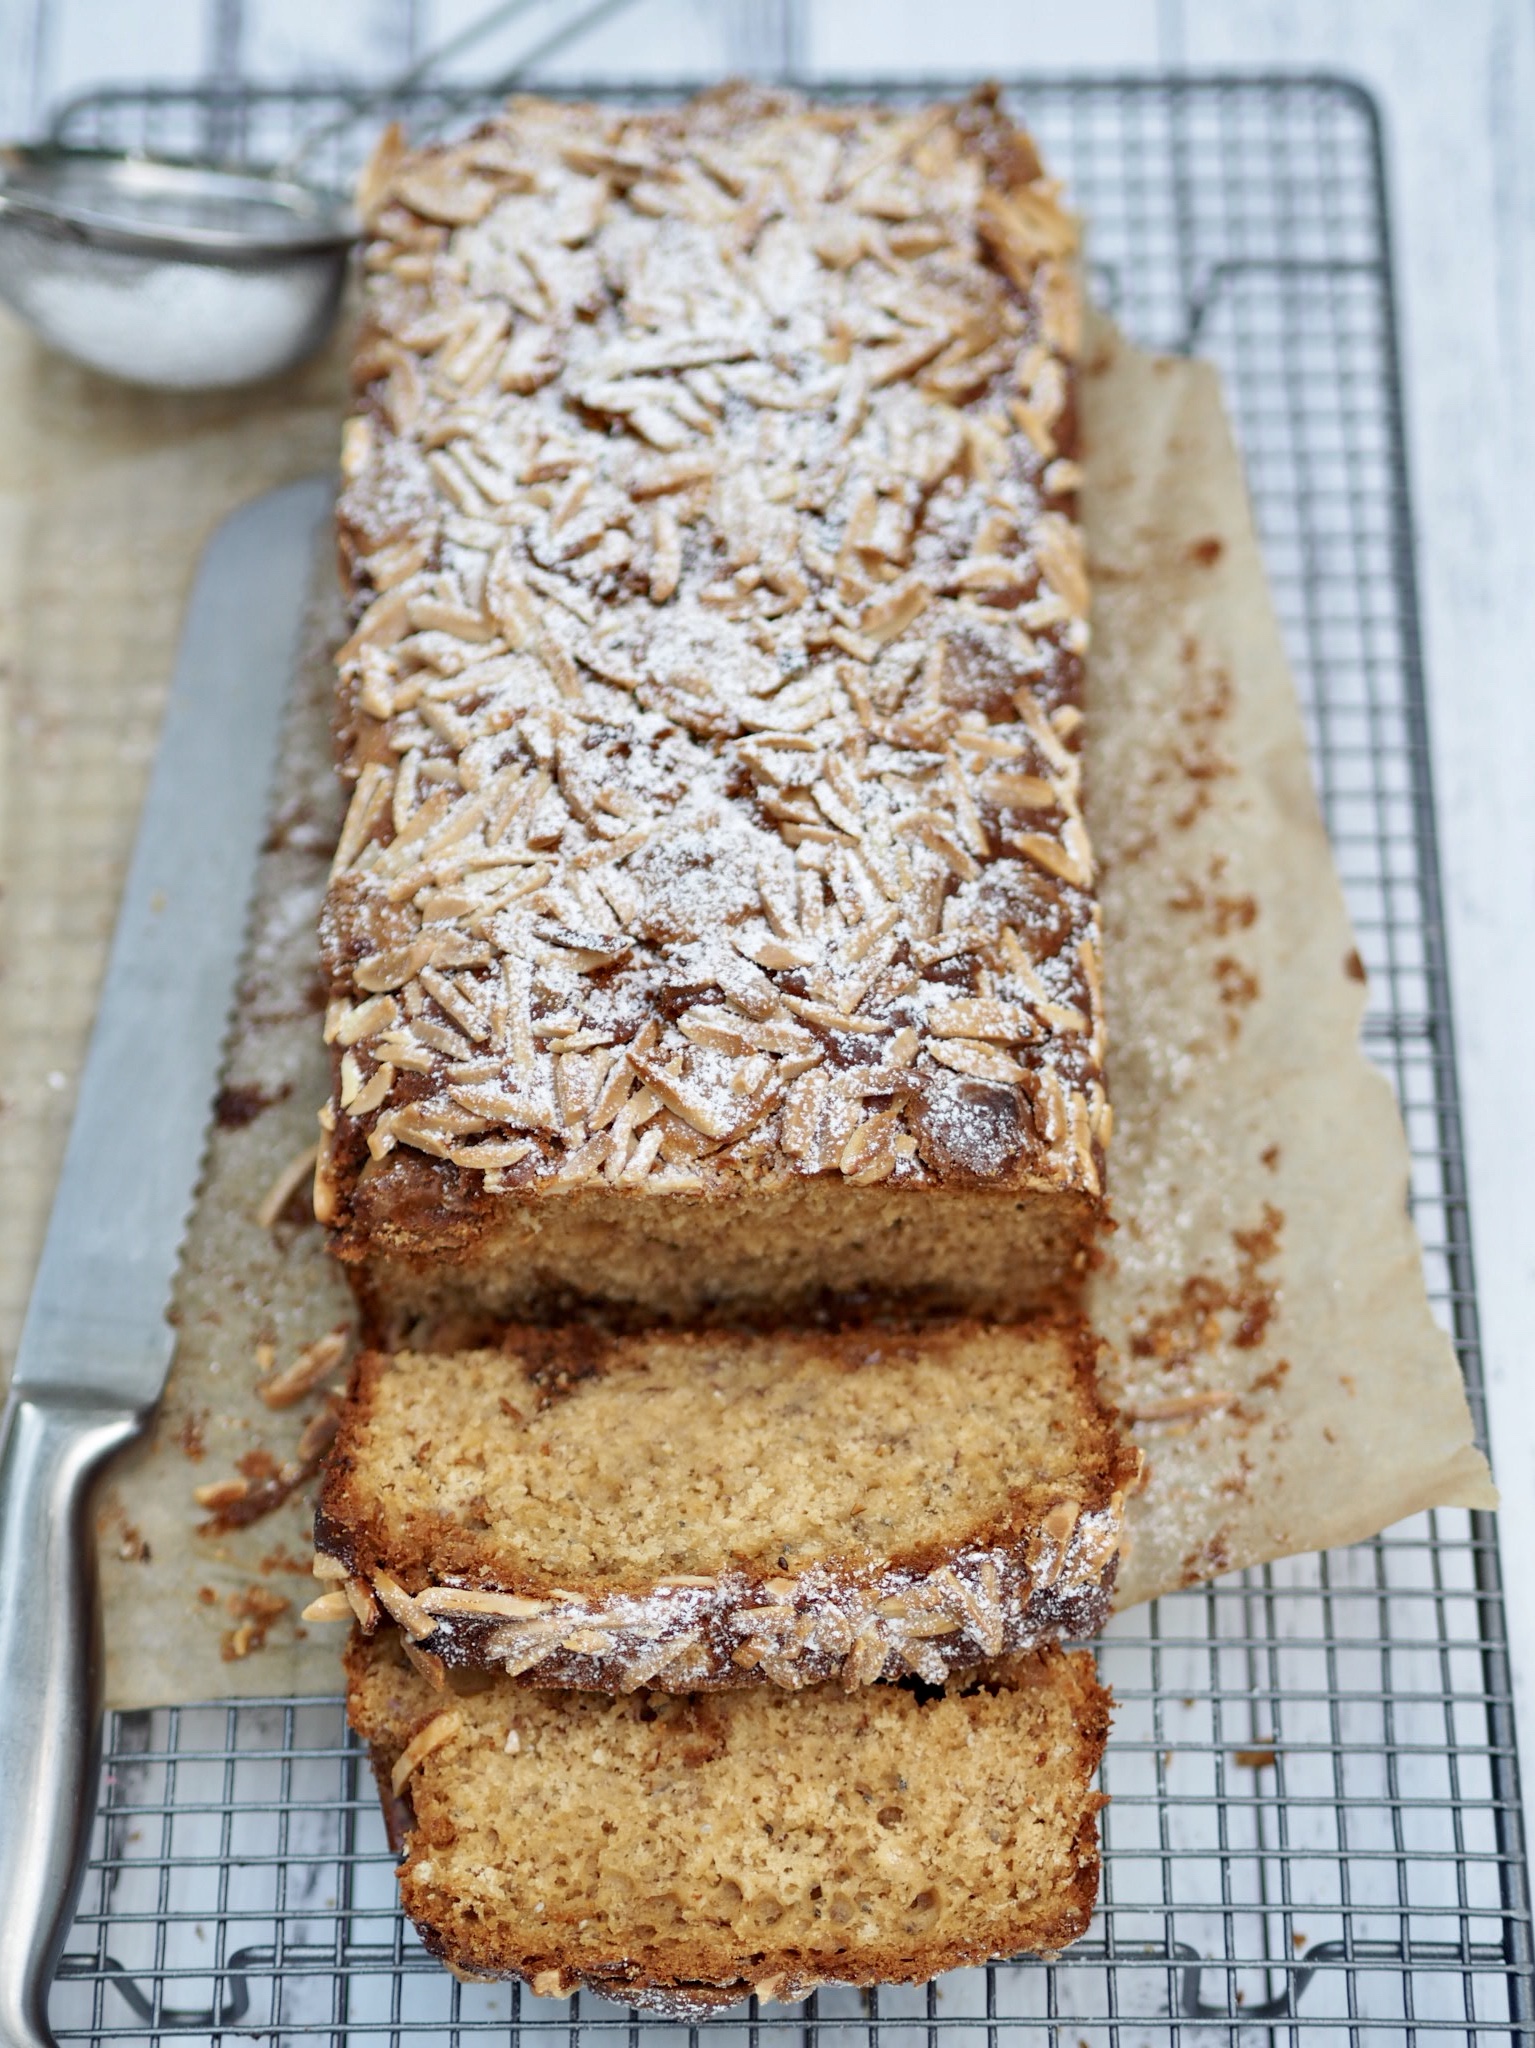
xmin=315 ymin=1319 xmax=1138 ymax=1691
xmin=348 ymin=1626 xmax=1109 ymax=2011
xmin=318 ymin=84 xmax=1108 ymax=1334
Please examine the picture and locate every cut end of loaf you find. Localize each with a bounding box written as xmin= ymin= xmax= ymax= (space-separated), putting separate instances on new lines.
xmin=347 ymin=1626 xmax=1110 ymax=2007
xmin=326 ymin=1171 xmax=1101 ymax=1330
xmin=316 ymin=1317 xmax=1140 ymax=1690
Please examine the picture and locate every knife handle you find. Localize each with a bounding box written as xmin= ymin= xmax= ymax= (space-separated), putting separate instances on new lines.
xmin=0 ymin=1390 xmax=144 ymax=2048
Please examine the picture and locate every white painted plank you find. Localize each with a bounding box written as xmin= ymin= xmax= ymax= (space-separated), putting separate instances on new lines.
xmin=416 ymin=0 xmax=734 ymax=82
xmin=28 ymin=0 xmax=206 ymax=129
xmin=239 ymin=0 xmax=416 ymax=80
xmin=0 ymin=0 xmax=45 ymax=137
xmin=802 ymin=0 xmax=1161 ymax=74
xmin=1177 ymin=0 xmax=1535 ymax=1867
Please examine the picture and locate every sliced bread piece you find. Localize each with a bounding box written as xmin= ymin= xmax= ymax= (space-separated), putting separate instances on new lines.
xmin=315 ymin=1319 xmax=1138 ymax=1691
xmin=348 ymin=1626 xmax=1109 ymax=2011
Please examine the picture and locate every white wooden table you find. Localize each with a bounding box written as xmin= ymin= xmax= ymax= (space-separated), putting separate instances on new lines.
xmin=4 ymin=0 xmax=1533 ymax=1844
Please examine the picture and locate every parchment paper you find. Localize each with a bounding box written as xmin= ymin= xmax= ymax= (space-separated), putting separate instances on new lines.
xmin=1075 ymin=324 xmax=1495 ymax=1602
xmin=0 ymin=310 xmax=1491 ymax=1708
xmin=0 ymin=312 xmax=346 ymax=1375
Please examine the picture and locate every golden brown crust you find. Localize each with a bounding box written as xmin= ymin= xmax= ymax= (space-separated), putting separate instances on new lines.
xmin=318 ymin=84 xmax=1105 ymax=1321
xmin=315 ymin=1316 xmax=1139 ymax=1690
xmin=347 ymin=1627 xmax=1110 ymax=2007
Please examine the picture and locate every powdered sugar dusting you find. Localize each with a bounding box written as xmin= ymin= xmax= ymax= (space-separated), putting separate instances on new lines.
xmin=320 ymin=86 xmax=1106 ymax=1204
xmin=321 ymin=1504 xmax=1126 ymax=1693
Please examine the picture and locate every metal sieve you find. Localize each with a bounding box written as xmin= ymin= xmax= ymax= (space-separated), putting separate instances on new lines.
xmin=0 ymin=148 xmax=353 ymax=389
xmin=0 ymin=0 xmax=637 ymax=392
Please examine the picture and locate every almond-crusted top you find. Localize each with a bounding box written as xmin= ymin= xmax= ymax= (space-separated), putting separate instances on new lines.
xmin=321 ymin=84 xmax=1106 ymax=1200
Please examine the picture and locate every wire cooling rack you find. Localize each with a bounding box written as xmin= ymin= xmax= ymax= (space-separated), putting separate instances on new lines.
xmin=43 ymin=73 xmax=1533 ymax=2047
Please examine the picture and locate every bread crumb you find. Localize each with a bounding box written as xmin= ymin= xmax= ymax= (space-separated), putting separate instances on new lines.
xmin=219 ymin=1585 xmax=291 ymax=1661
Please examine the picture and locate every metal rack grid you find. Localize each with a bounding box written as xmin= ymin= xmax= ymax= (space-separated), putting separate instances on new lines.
xmin=42 ymin=72 xmax=1533 ymax=2045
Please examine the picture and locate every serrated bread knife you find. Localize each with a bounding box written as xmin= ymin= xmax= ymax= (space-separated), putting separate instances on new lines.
xmin=0 ymin=477 xmax=330 ymax=2048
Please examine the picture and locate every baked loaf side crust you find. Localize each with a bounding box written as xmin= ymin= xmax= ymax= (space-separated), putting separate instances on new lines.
xmin=313 ymin=1318 xmax=1140 ymax=1691
xmin=317 ymin=84 xmax=1106 ymax=1322
xmin=347 ymin=1626 xmax=1109 ymax=2010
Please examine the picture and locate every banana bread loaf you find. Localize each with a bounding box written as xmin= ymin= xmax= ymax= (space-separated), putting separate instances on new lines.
xmin=348 ymin=1625 xmax=1109 ymax=2011
xmin=312 ymin=1318 xmax=1138 ymax=1689
xmin=317 ymin=84 xmax=1105 ymax=1328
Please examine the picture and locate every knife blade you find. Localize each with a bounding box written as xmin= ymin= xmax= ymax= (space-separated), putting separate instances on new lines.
xmin=0 ymin=475 xmax=330 ymax=2048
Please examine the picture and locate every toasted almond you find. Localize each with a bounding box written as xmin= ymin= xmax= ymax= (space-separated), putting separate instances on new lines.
xmin=300 ymin=1590 xmax=354 ymax=1623
xmin=782 ymin=994 xmax=890 ymax=1035
xmin=346 ymin=1578 xmax=381 ymax=1631
xmin=336 ymin=100 xmax=1100 ymax=1219
xmin=982 ymin=770 xmax=1057 ymax=812
xmin=255 ymin=1142 xmax=320 ymax=1230
xmin=389 ymin=1709 xmax=465 ymax=1796
xmin=257 ymin=1329 xmax=350 ymax=1410
xmin=416 ymin=1587 xmax=550 ymax=1619
xmin=1010 ymin=830 xmax=1091 ymax=890
xmin=1123 ymin=1390 xmax=1236 ymax=1423
xmin=192 ymin=1478 xmax=249 ymax=1510
xmin=373 ymin=1571 xmax=437 ymax=1642
xmin=927 ymin=997 xmax=1037 ymax=1044
xmin=927 ymin=1038 xmax=1027 ymax=1083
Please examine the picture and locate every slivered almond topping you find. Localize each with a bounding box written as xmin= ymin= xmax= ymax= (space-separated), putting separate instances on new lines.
xmin=561 ymin=1628 xmax=617 ymax=1655
xmin=1010 ymin=830 xmax=1091 ymax=890
xmin=782 ymin=994 xmax=890 ymax=1035
xmin=389 ymin=1710 xmax=464 ymax=1796
xmin=450 ymin=1138 xmax=535 ymax=1172
xmin=779 ymin=1067 xmax=828 ymax=1158
xmin=346 ymin=1578 xmax=381 ymax=1631
xmin=402 ymin=1640 xmax=449 ymax=1689
xmin=928 ymin=1039 xmax=1028 ymax=1083
xmin=735 ymin=929 xmax=817 ymax=972
xmin=416 ymin=1587 xmax=550 ymax=1618
xmin=901 ymin=1614 xmax=963 ymax=1638
xmin=300 ymin=1591 xmax=354 ymax=1623
xmin=332 ymin=763 xmax=393 ymax=876
xmin=1075 ymin=1518 xmax=1123 ymax=1572
xmin=928 ymin=997 xmax=1037 ymax=1044
xmin=839 ymin=1108 xmax=902 ymax=1183
xmin=1123 ymin=1390 xmax=1236 ymax=1423
xmin=257 ymin=1329 xmax=350 ymax=1409
xmin=842 ymin=1623 xmax=888 ymax=1689
xmin=193 ymin=1479 xmax=250 ymax=1510
xmin=333 ymin=994 xmax=401 ymax=1047
xmin=983 ymin=770 xmax=1057 ymax=811
xmin=627 ymin=1055 xmax=739 ymax=1140
xmin=373 ymin=1572 xmax=437 ymax=1642
xmin=329 ymin=91 xmax=1103 ymax=1204
xmin=347 ymin=1061 xmax=395 ymax=1118
xmin=312 ymin=1551 xmax=350 ymax=1581
xmin=255 ymin=1142 xmax=320 ymax=1230
xmin=1038 ymin=1001 xmax=1089 ymax=1034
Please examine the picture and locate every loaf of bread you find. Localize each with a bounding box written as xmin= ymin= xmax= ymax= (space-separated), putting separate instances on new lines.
xmin=348 ymin=1625 xmax=1109 ymax=2011
xmin=317 ymin=84 xmax=1106 ymax=1329
xmin=312 ymin=1318 xmax=1138 ymax=1689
